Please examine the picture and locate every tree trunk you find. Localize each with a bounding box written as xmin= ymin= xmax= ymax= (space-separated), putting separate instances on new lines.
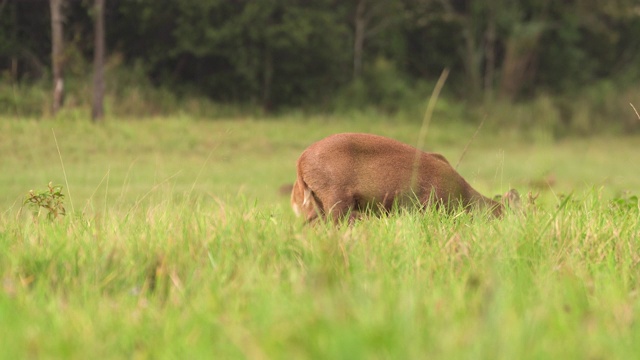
xmin=50 ymin=0 xmax=65 ymax=115
xmin=92 ymin=0 xmax=105 ymax=122
xmin=483 ymin=12 xmax=496 ymax=103
xmin=461 ymin=26 xmax=481 ymax=100
xmin=499 ymin=24 xmax=544 ymax=101
xmin=262 ymin=44 xmax=273 ymax=112
xmin=439 ymin=0 xmax=482 ymax=101
xmin=353 ymin=0 xmax=367 ymax=80
xmin=8 ymin=1 xmax=18 ymax=82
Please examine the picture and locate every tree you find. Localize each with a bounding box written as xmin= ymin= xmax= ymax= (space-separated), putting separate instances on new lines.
xmin=49 ymin=0 xmax=65 ymax=115
xmin=92 ymin=0 xmax=105 ymax=122
xmin=0 ymin=0 xmax=17 ymax=82
xmin=352 ymin=0 xmax=404 ymax=79
xmin=169 ymin=0 xmax=350 ymax=109
xmin=409 ymin=0 xmax=550 ymax=101
xmin=1 ymin=0 xmax=639 ymax=115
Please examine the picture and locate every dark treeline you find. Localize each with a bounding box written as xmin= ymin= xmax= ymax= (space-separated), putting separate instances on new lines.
xmin=1 ymin=0 xmax=640 ymax=119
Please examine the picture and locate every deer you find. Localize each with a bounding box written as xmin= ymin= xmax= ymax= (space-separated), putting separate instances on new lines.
xmin=291 ymin=133 xmax=515 ymax=223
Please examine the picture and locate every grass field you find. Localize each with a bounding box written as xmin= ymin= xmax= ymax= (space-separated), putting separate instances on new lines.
xmin=1 ymin=114 xmax=640 ymax=359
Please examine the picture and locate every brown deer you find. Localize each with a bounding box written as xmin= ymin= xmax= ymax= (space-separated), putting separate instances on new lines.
xmin=291 ymin=133 xmax=512 ymax=223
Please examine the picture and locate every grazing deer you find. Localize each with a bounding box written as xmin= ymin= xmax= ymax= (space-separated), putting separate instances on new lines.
xmin=291 ymin=133 xmax=512 ymax=223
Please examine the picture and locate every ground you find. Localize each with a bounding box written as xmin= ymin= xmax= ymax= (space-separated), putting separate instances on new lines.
xmin=1 ymin=114 xmax=639 ymax=359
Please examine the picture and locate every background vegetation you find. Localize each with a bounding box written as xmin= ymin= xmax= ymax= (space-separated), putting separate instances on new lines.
xmin=1 ymin=0 xmax=640 ymax=135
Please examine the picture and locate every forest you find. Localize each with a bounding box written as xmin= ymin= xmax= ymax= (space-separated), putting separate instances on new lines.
xmin=1 ymin=0 xmax=640 ymax=134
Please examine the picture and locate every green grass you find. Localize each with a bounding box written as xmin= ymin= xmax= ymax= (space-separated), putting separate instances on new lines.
xmin=1 ymin=114 xmax=640 ymax=359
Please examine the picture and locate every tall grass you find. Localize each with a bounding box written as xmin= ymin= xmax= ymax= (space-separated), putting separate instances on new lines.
xmin=1 ymin=115 xmax=640 ymax=358
xmin=2 ymin=188 xmax=639 ymax=358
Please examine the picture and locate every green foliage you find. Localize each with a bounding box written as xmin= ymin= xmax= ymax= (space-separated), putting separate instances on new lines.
xmin=0 ymin=82 xmax=49 ymax=117
xmin=23 ymin=182 xmax=66 ymax=221
xmin=164 ymin=0 xmax=351 ymax=108
xmin=481 ymin=82 xmax=640 ymax=138
xmin=0 ymin=0 xmax=639 ymax=144
xmin=334 ymin=58 xmax=421 ymax=114
xmin=610 ymin=193 xmax=639 ymax=213
xmin=2 ymin=0 xmax=640 ymax=113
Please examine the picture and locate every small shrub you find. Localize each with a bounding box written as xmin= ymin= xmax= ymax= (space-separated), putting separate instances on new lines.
xmin=24 ymin=182 xmax=66 ymax=220
xmin=0 ymin=82 xmax=50 ymax=117
xmin=609 ymin=193 xmax=639 ymax=213
xmin=333 ymin=57 xmax=426 ymax=115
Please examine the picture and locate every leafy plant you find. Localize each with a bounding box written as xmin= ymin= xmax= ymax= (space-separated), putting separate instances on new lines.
xmin=609 ymin=193 xmax=639 ymax=212
xmin=24 ymin=182 xmax=66 ymax=220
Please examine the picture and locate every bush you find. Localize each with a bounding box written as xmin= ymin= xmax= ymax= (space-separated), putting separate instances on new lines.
xmin=0 ymin=81 xmax=50 ymax=117
xmin=333 ymin=57 xmax=427 ymax=115
xmin=481 ymin=81 xmax=640 ymax=139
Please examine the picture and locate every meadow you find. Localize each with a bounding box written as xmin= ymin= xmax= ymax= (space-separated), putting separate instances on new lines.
xmin=1 ymin=113 xmax=640 ymax=359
